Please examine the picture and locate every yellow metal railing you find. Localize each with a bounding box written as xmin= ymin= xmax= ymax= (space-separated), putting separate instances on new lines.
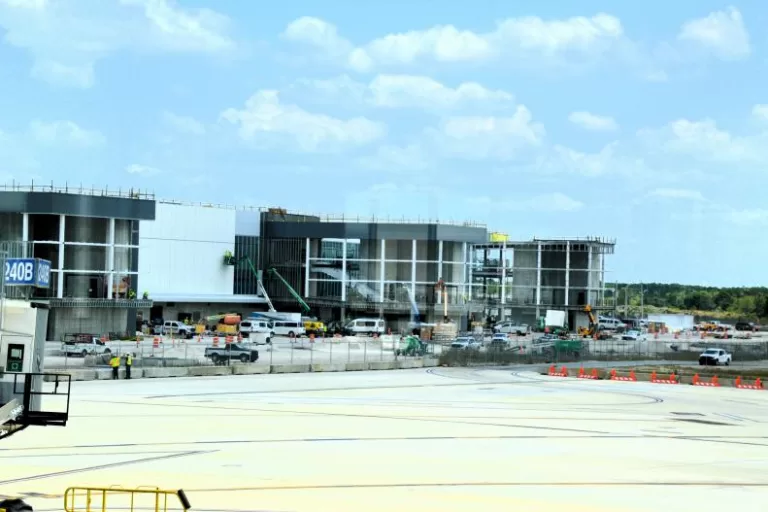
xmin=64 ymin=486 xmax=191 ymax=512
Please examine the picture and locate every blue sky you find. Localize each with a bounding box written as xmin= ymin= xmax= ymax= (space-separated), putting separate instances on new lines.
xmin=1 ymin=0 xmax=767 ymax=287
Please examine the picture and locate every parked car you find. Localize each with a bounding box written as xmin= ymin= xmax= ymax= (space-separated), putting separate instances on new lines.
xmin=735 ymin=321 xmax=756 ymax=332
xmin=61 ymin=334 xmax=111 ymax=357
xmin=450 ymin=337 xmax=482 ymax=350
xmin=162 ymin=320 xmax=194 ymax=339
xmin=494 ymin=322 xmax=529 ymax=335
xmin=621 ymin=330 xmax=647 ymax=341
xmin=204 ymin=343 xmax=259 ymax=365
xmin=698 ymin=348 xmax=731 ymax=366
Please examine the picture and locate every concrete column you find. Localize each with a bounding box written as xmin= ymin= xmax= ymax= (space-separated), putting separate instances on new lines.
xmin=379 ymin=239 xmax=385 ymax=303
xmin=57 ymin=215 xmax=65 ymax=299
xmin=462 ymin=242 xmax=469 ymax=301
xmin=500 ymin=241 xmax=506 ymax=305
xmin=564 ymin=241 xmax=570 ymax=307
xmin=107 ymin=218 xmax=115 ymax=299
xmin=437 ymin=241 xmax=443 ymax=305
xmin=587 ymin=246 xmax=593 ymax=305
xmin=21 ymin=213 xmax=29 ymax=257
xmin=410 ymin=239 xmax=417 ymax=297
xmin=341 ymin=239 xmax=347 ymax=302
xmin=535 ymin=242 xmax=542 ymax=317
xmin=600 ymin=250 xmax=606 ymax=306
xmin=304 ymin=237 xmax=310 ymax=297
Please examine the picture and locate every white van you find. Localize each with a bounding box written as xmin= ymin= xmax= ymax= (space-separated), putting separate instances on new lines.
xmin=239 ymin=319 xmax=272 ymax=335
xmin=239 ymin=319 xmax=272 ymax=344
xmin=345 ymin=318 xmax=386 ymax=336
xmin=598 ymin=316 xmax=625 ymax=331
xmin=271 ymin=320 xmax=305 ymax=338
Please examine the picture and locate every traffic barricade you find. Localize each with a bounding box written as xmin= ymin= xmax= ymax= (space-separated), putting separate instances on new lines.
xmin=651 ymin=371 xmax=679 ymax=384
xmin=692 ymin=374 xmax=720 ymax=387
xmin=548 ymin=365 xmax=568 ymax=377
xmin=578 ymin=368 xmax=599 ymax=380
xmin=609 ymin=369 xmax=636 ymax=382
xmin=735 ymin=376 xmax=764 ymax=390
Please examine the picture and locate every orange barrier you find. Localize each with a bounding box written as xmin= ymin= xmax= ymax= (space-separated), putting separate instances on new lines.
xmin=692 ymin=374 xmax=720 ymax=387
xmin=212 ymin=337 xmax=219 ymax=347
xmin=651 ymin=371 xmax=679 ymax=384
xmin=609 ymin=369 xmax=636 ymax=382
xmin=237 ymin=333 xmax=243 ymax=342
xmin=152 ymin=337 xmax=160 ymax=349
xmin=578 ymin=368 xmax=599 ymax=380
xmin=310 ymin=333 xmax=315 ymax=343
xmin=225 ymin=335 xmax=234 ymax=345
xmin=735 ymin=376 xmax=764 ymax=390
xmin=548 ymin=365 xmax=568 ymax=377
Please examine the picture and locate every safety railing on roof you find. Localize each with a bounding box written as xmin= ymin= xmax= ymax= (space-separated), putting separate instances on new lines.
xmin=1 ymin=181 xmax=154 ymax=200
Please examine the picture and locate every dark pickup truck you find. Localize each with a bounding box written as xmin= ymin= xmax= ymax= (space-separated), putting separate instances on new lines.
xmin=204 ymin=343 xmax=259 ymax=365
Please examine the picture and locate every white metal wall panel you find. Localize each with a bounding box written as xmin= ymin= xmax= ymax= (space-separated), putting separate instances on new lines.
xmin=139 ymin=204 xmax=236 ymax=296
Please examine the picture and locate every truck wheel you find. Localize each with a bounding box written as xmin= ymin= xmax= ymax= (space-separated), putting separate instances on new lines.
xmin=725 ymin=360 xmax=730 ymax=366
xmin=0 ymin=498 xmax=34 ymax=512
xmin=239 ymin=354 xmax=249 ymax=363
xmin=81 ymin=350 xmax=88 ymax=358
xmin=211 ymin=354 xmax=221 ymax=365
xmin=104 ymin=348 xmax=111 ymax=354
xmin=288 ymin=331 xmax=295 ymax=338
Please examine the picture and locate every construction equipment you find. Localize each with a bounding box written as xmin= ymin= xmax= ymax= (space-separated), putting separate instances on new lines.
xmin=395 ymin=335 xmax=427 ymax=356
xmin=196 ymin=313 xmax=241 ymax=335
xmin=63 ymin=486 xmax=191 ymax=512
xmin=577 ymin=305 xmax=612 ymax=339
xmin=267 ymin=267 xmax=311 ymax=315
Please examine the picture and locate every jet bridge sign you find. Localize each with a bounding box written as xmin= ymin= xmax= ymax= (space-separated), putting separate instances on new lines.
xmin=3 ymin=258 xmax=52 ymax=288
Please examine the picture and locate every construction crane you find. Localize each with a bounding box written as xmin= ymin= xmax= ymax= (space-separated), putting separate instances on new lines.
xmin=267 ymin=267 xmax=311 ymax=315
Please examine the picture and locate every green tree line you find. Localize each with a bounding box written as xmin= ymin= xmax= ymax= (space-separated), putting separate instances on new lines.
xmin=615 ymin=283 xmax=768 ymax=321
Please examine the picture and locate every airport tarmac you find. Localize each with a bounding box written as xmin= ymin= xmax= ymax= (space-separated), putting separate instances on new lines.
xmin=2 ymin=368 xmax=767 ymax=511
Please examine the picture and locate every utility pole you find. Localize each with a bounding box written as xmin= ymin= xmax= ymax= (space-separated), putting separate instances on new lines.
xmin=640 ymin=283 xmax=645 ymax=319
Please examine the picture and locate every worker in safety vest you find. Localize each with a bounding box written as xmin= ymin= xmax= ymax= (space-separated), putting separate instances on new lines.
xmin=124 ymin=353 xmax=133 ymax=380
xmin=109 ymin=355 xmax=120 ymax=380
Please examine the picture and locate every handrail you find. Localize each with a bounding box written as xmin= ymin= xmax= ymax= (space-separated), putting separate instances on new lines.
xmin=63 ymin=486 xmax=191 ymax=512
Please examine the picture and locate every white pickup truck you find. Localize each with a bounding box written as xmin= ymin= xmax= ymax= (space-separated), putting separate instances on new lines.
xmin=698 ymin=347 xmax=731 ymax=366
xmin=61 ymin=337 xmax=112 ymax=357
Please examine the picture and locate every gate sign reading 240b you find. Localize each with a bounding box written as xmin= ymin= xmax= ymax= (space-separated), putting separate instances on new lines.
xmin=3 ymin=258 xmax=52 ymax=288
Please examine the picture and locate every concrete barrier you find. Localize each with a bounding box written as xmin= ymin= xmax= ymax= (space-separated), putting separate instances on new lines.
xmin=186 ymin=366 xmax=233 ymax=377
xmin=310 ymin=363 xmax=347 ymax=372
xmin=270 ymin=364 xmax=311 ymax=374
xmin=344 ymin=362 xmax=367 ymax=371
xmin=143 ymin=367 xmax=189 ymax=378
xmin=367 ymin=361 xmax=397 ymax=371
xmin=232 ymin=364 xmax=270 ymax=375
xmin=397 ymin=359 xmax=424 ymax=369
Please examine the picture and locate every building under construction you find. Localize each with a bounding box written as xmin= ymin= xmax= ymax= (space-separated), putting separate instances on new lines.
xmin=471 ymin=236 xmax=616 ymax=329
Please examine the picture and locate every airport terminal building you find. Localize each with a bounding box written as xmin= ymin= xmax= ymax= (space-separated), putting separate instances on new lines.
xmin=0 ymin=184 xmax=616 ymax=338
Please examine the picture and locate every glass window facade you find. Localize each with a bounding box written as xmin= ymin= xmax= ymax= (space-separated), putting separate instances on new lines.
xmin=233 ymin=235 xmax=260 ymax=295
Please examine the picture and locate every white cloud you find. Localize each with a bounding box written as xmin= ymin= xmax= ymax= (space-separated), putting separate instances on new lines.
xmin=120 ymin=0 xmax=235 ymax=53
xmin=125 ymin=163 xmax=161 ymax=175
xmin=568 ymin=111 xmax=618 ymax=131
xmin=650 ymin=188 xmax=704 ymax=201
xmin=677 ymin=7 xmax=750 ymax=60
xmin=162 ymin=111 xmax=206 ymax=135
xmin=219 ymin=90 xmax=385 ymax=152
xmin=300 ymin=74 xmax=514 ymax=111
xmin=283 ymin=13 xmax=624 ymax=72
xmin=469 ymin=192 xmax=584 ymax=212
xmin=429 ymin=105 xmax=545 ymax=160
xmin=547 ymin=143 xmax=618 ymax=176
xmin=637 ymin=118 xmax=767 ymax=163
xmin=28 ymin=120 xmax=105 ymax=147
xmin=0 ymin=0 xmax=235 ymax=88
xmin=752 ymin=104 xmax=768 ymax=121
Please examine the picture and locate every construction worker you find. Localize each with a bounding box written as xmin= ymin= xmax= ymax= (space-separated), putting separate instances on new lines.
xmin=125 ymin=353 xmax=133 ymax=380
xmin=109 ymin=354 xmax=120 ymax=380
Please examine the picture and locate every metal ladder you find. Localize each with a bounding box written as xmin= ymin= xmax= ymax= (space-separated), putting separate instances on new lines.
xmin=63 ymin=487 xmax=191 ymax=512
